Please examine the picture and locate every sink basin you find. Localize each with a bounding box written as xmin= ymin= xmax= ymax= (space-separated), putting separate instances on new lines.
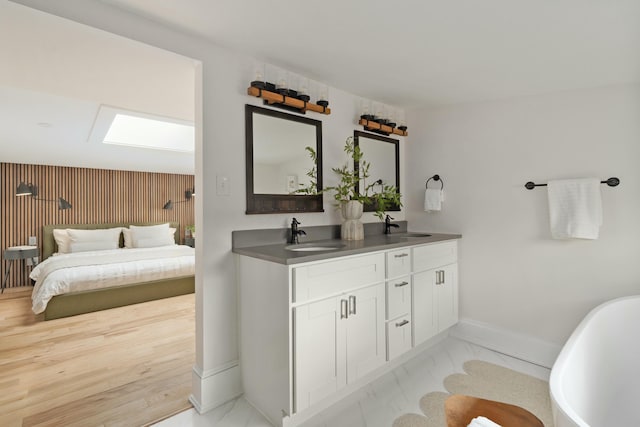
xmin=387 ymin=232 xmax=432 ymax=238
xmin=285 ymin=243 xmax=346 ymax=252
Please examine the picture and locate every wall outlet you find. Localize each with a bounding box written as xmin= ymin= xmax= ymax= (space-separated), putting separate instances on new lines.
xmin=28 ymin=236 xmax=37 ymax=245
xmin=27 ymin=256 xmax=39 ymax=266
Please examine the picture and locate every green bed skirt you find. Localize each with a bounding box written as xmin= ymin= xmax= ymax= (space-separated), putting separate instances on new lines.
xmin=44 ymin=275 xmax=195 ymax=320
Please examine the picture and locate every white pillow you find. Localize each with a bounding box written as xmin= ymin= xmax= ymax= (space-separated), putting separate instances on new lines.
xmin=53 ymin=229 xmax=72 ymax=254
xmin=123 ymin=228 xmax=133 ymax=248
xmin=124 ymin=224 xmax=175 ymax=248
xmin=69 ymin=240 xmax=119 ymax=253
xmin=129 ymin=223 xmax=170 ymax=234
xmin=67 ymin=227 xmax=123 ymax=246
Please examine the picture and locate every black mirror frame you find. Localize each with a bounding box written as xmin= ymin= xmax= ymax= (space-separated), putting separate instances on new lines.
xmin=353 ymin=130 xmax=401 ymax=212
xmin=245 ymin=104 xmax=324 ymax=214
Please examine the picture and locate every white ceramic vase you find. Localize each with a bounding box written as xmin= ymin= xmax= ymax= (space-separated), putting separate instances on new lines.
xmin=340 ymin=200 xmax=364 ymax=241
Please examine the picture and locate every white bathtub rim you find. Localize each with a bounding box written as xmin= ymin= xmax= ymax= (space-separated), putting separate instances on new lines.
xmin=549 ymin=295 xmax=640 ymax=427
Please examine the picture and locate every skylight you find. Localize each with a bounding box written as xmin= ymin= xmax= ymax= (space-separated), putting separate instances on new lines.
xmin=90 ymin=105 xmax=194 ymax=152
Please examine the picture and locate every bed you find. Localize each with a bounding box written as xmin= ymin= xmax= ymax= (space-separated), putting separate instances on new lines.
xmin=34 ymin=222 xmax=195 ymax=320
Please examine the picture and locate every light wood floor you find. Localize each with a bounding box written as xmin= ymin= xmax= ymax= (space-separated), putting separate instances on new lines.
xmin=0 ymin=287 xmax=195 ymax=427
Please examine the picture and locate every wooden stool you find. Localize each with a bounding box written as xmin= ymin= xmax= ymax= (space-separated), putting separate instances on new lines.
xmin=445 ymin=394 xmax=544 ymax=427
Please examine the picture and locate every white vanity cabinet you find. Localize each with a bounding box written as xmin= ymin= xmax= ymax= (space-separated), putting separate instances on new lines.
xmin=237 ymin=238 xmax=458 ymax=427
xmin=412 ymin=241 xmax=459 ymax=347
xmin=293 ymin=254 xmax=386 ymax=412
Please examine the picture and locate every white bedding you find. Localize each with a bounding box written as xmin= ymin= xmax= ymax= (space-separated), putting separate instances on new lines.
xmin=30 ymin=245 xmax=195 ymax=314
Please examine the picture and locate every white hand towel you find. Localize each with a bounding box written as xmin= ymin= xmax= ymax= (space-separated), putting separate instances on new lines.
xmin=467 ymin=416 xmax=502 ymax=427
xmin=547 ymin=178 xmax=602 ymax=240
xmin=424 ymin=189 xmax=443 ymax=212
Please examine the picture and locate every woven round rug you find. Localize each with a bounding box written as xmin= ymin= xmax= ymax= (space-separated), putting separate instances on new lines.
xmin=392 ymin=360 xmax=553 ymax=427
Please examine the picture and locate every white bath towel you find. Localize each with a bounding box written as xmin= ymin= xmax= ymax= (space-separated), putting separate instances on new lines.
xmin=467 ymin=416 xmax=502 ymax=427
xmin=424 ymin=189 xmax=443 ymax=212
xmin=547 ymin=178 xmax=602 ymax=240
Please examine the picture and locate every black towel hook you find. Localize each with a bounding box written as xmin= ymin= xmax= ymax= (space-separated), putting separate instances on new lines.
xmin=426 ymin=174 xmax=444 ymax=190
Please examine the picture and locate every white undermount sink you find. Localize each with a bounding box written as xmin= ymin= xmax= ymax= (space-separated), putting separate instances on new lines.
xmin=285 ymin=243 xmax=346 ymax=252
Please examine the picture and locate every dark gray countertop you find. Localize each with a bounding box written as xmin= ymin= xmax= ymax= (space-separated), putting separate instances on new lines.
xmin=232 ymin=232 xmax=462 ymax=265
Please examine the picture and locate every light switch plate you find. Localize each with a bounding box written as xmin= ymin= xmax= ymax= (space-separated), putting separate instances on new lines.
xmin=217 ymin=175 xmax=230 ymax=196
xmin=28 ymin=236 xmax=37 ymax=245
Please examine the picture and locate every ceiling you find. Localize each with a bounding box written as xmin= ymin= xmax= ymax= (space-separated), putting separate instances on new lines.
xmin=3 ymin=1 xmax=638 ymax=174
xmin=100 ymin=0 xmax=640 ymax=108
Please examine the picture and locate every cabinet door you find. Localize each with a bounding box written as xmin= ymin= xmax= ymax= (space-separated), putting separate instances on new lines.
xmin=345 ymin=283 xmax=386 ymax=384
xmin=437 ymin=263 xmax=458 ymax=331
xmin=294 ymin=296 xmax=346 ymax=412
xmin=412 ymin=269 xmax=437 ymax=346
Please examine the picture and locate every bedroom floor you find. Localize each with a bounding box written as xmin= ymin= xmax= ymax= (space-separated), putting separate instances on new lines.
xmin=0 ymin=288 xmax=194 ymax=426
xmin=153 ymin=336 xmax=551 ymax=427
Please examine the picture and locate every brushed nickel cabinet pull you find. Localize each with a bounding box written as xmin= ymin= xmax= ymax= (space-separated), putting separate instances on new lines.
xmin=395 ymin=320 xmax=409 ymax=327
xmin=341 ymin=299 xmax=348 ymax=319
xmin=394 ymin=253 xmax=409 ymax=258
xmin=394 ymin=281 xmax=409 ymax=288
xmin=349 ymin=295 xmax=356 ymax=315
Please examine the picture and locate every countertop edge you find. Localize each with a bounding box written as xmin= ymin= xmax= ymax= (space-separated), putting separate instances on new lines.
xmin=232 ymin=233 xmax=462 ymax=265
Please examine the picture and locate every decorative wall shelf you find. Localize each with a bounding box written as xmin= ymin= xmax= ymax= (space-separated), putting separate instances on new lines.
xmin=359 ymin=118 xmax=408 ymax=137
xmin=247 ymin=86 xmax=331 ymax=115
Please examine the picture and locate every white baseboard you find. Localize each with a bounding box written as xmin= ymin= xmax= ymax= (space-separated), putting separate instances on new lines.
xmin=189 ymin=361 xmax=243 ymax=414
xmin=450 ymin=318 xmax=562 ymax=369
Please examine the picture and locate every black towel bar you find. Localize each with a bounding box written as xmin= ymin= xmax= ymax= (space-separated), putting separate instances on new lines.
xmin=524 ymin=177 xmax=620 ymax=190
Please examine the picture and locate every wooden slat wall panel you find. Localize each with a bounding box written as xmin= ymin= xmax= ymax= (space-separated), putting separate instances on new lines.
xmin=0 ymin=162 xmax=194 ymax=289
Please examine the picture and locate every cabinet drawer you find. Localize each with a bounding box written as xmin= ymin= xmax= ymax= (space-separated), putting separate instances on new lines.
xmin=387 ymin=315 xmax=412 ymax=360
xmin=413 ymin=241 xmax=457 ymax=272
xmin=293 ymin=253 xmax=385 ymax=303
xmin=386 ymin=276 xmax=411 ymax=320
xmin=386 ymin=248 xmax=411 ymax=278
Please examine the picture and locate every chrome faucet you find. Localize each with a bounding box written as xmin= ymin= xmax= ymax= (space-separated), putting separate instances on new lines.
xmin=384 ymin=215 xmax=400 ymax=234
xmin=290 ymin=218 xmax=306 ymax=244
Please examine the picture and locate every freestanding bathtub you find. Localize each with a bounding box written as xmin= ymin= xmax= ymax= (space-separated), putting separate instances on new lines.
xmin=549 ymin=295 xmax=640 ymax=427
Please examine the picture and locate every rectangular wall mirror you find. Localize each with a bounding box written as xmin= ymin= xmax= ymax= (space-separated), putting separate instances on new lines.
xmin=245 ymin=105 xmax=323 ymax=214
xmin=354 ymin=130 xmax=400 ymax=212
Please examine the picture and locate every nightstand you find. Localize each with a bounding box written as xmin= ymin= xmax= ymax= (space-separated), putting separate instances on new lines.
xmin=2 ymin=246 xmax=38 ymax=293
xmin=185 ymin=237 xmax=195 ymax=248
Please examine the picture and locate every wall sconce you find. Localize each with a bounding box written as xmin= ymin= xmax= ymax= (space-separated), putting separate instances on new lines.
xmin=16 ymin=182 xmax=72 ymax=210
xmin=163 ymin=189 xmax=194 ymax=210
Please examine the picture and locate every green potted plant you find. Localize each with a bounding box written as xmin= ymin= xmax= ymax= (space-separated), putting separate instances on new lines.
xmin=303 ymin=136 xmax=402 ymax=240
xmin=185 ymin=225 xmax=195 ymax=238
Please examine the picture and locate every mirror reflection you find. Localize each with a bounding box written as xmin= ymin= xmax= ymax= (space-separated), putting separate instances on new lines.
xmin=354 ymin=130 xmax=400 ymax=212
xmin=253 ymin=113 xmax=317 ymax=194
xmin=245 ymin=105 xmax=323 ymax=214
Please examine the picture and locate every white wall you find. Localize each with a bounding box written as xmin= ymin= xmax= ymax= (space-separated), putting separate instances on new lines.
xmin=10 ymin=0 xmax=406 ymax=412
xmin=406 ymin=84 xmax=640 ymax=345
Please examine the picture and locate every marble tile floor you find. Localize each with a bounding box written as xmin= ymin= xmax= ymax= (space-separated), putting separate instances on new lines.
xmin=154 ymin=336 xmax=550 ymax=427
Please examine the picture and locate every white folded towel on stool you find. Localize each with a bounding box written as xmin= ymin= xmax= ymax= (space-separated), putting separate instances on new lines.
xmin=467 ymin=416 xmax=502 ymax=427
xmin=424 ymin=189 xmax=443 ymax=212
xmin=547 ymin=178 xmax=602 ymax=239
